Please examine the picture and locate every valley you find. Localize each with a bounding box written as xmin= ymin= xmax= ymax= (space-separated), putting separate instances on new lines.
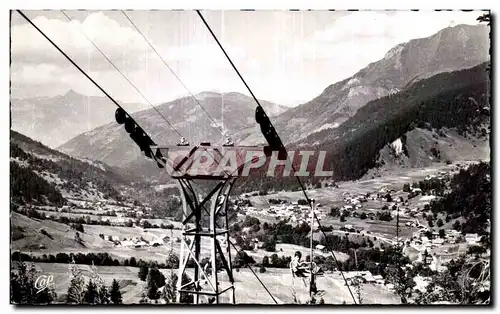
xmin=10 ymin=17 xmax=491 ymax=306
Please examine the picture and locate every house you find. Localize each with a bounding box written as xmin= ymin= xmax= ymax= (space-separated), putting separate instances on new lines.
xmin=361 ymin=271 xmax=375 ymax=283
xmin=386 ymin=283 xmax=395 ymax=291
xmin=373 ymin=274 xmax=384 ymax=283
xmin=150 ymin=239 xmax=163 ymax=246
xmin=411 ymin=188 xmax=422 ymax=194
xmin=121 ymin=240 xmax=135 ymax=247
xmin=315 ymin=244 xmax=326 ymax=252
xmin=465 ymin=233 xmax=480 ymax=245
xmin=432 ymin=238 xmax=445 ymax=246
xmin=429 ymin=256 xmax=446 ymax=272
xmin=344 ymin=271 xmax=375 ymax=284
xmin=446 ymin=230 xmax=461 ymax=243
xmin=135 ymin=240 xmax=148 ymax=248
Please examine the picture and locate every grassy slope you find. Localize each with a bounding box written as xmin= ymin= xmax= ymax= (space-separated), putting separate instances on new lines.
xmin=32 ymin=263 xmax=400 ymax=304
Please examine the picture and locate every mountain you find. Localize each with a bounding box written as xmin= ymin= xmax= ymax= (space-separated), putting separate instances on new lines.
xmin=296 ymin=62 xmax=491 ymax=182
xmin=10 ymin=89 xmax=146 ymax=148
xmin=232 ymin=62 xmax=491 ymax=193
xmin=58 ymin=91 xmax=287 ymax=171
xmin=10 ymin=130 xmax=139 ymax=205
xmin=234 ymin=24 xmax=490 ymax=146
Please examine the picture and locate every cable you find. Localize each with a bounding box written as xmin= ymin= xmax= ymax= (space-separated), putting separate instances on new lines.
xmin=197 ymin=10 xmax=357 ymax=304
xmin=196 ymin=10 xmax=265 ymax=112
xmin=192 ymin=188 xmax=279 ymax=304
xmin=15 ymin=10 xmax=159 ymax=147
xmin=60 ymin=10 xmax=183 ymax=138
xmin=227 ymin=240 xmax=279 ymax=304
xmin=291 ymin=165 xmax=358 ymax=304
xmin=120 ymin=10 xmax=227 ymax=138
xmin=16 ymin=11 xmax=127 ymax=116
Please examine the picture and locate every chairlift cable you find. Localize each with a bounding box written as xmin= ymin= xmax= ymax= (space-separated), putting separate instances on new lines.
xmin=15 ymin=9 xmax=163 ymax=147
xmin=120 ymin=10 xmax=227 ymax=139
xmin=198 ymin=9 xmax=357 ymax=304
xmin=60 ymin=10 xmax=183 ymax=138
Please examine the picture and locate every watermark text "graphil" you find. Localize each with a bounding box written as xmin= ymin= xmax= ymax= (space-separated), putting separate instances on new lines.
xmin=162 ymin=148 xmax=333 ymax=177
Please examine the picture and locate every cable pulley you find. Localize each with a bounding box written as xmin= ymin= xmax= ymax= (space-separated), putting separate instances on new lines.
xmin=115 ymin=108 xmax=126 ymax=124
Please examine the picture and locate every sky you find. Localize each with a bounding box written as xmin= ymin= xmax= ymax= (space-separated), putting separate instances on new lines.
xmin=10 ymin=10 xmax=482 ymax=107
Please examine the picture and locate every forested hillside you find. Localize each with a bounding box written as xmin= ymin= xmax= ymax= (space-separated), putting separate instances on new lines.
xmin=10 ymin=130 xmax=135 ymax=204
xmin=309 ymin=62 xmax=490 ymax=181
xmin=10 ymin=161 xmax=66 ymax=206
xmin=429 ymin=161 xmax=491 ymax=236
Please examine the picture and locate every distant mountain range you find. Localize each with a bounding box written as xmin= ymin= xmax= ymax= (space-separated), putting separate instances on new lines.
xmin=11 ymin=23 xmax=490 ymax=181
xmin=10 ymin=89 xmax=146 ymax=148
xmin=57 ymin=91 xmax=287 ymax=171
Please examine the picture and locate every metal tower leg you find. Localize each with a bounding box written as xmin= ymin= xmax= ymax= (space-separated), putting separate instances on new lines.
xmin=175 ymin=177 xmax=236 ymax=304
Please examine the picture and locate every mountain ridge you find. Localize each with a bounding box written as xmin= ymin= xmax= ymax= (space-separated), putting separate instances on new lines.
xmin=57 ymin=91 xmax=287 ymax=173
xmin=234 ymin=23 xmax=490 ymax=146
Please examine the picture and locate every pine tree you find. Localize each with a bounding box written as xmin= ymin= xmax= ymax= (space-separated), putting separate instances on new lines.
xmin=161 ymin=276 xmax=176 ymax=304
xmin=147 ymin=280 xmax=159 ymax=300
xmin=110 ymin=279 xmax=122 ymax=304
xmin=353 ymin=277 xmax=363 ymax=304
xmin=89 ymin=261 xmax=109 ymax=304
xmin=98 ymin=283 xmax=110 ymax=304
xmin=138 ymin=264 xmax=149 ymax=281
xmin=84 ymin=280 xmax=99 ymax=304
xmin=66 ymin=258 xmax=85 ymax=304
xmin=146 ymin=267 xmax=163 ymax=300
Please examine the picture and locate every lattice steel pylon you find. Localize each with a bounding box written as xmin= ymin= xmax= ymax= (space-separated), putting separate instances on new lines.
xmin=175 ymin=175 xmax=236 ymax=304
xmin=154 ymin=143 xmax=263 ymax=304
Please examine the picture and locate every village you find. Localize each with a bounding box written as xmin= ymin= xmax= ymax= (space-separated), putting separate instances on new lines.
xmin=233 ymin=166 xmax=487 ymax=298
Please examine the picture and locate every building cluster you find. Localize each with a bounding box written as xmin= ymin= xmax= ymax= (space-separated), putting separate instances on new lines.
xmin=114 ymin=235 xmax=171 ymax=248
xmin=244 ymin=201 xmax=327 ymax=224
xmin=343 ymin=271 xmax=393 ymax=291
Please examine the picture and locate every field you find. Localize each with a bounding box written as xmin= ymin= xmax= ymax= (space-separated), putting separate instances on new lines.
xmin=248 ymin=160 xmax=480 ymax=208
xmin=13 ymin=212 xmax=341 ymax=265
xmin=32 ymin=263 xmax=400 ymax=304
xmin=247 ymin=243 xmax=350 ymax=263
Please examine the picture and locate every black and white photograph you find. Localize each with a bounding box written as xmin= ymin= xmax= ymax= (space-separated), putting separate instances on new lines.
xmin=9 ymin=7 xmax=491 ymax=306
